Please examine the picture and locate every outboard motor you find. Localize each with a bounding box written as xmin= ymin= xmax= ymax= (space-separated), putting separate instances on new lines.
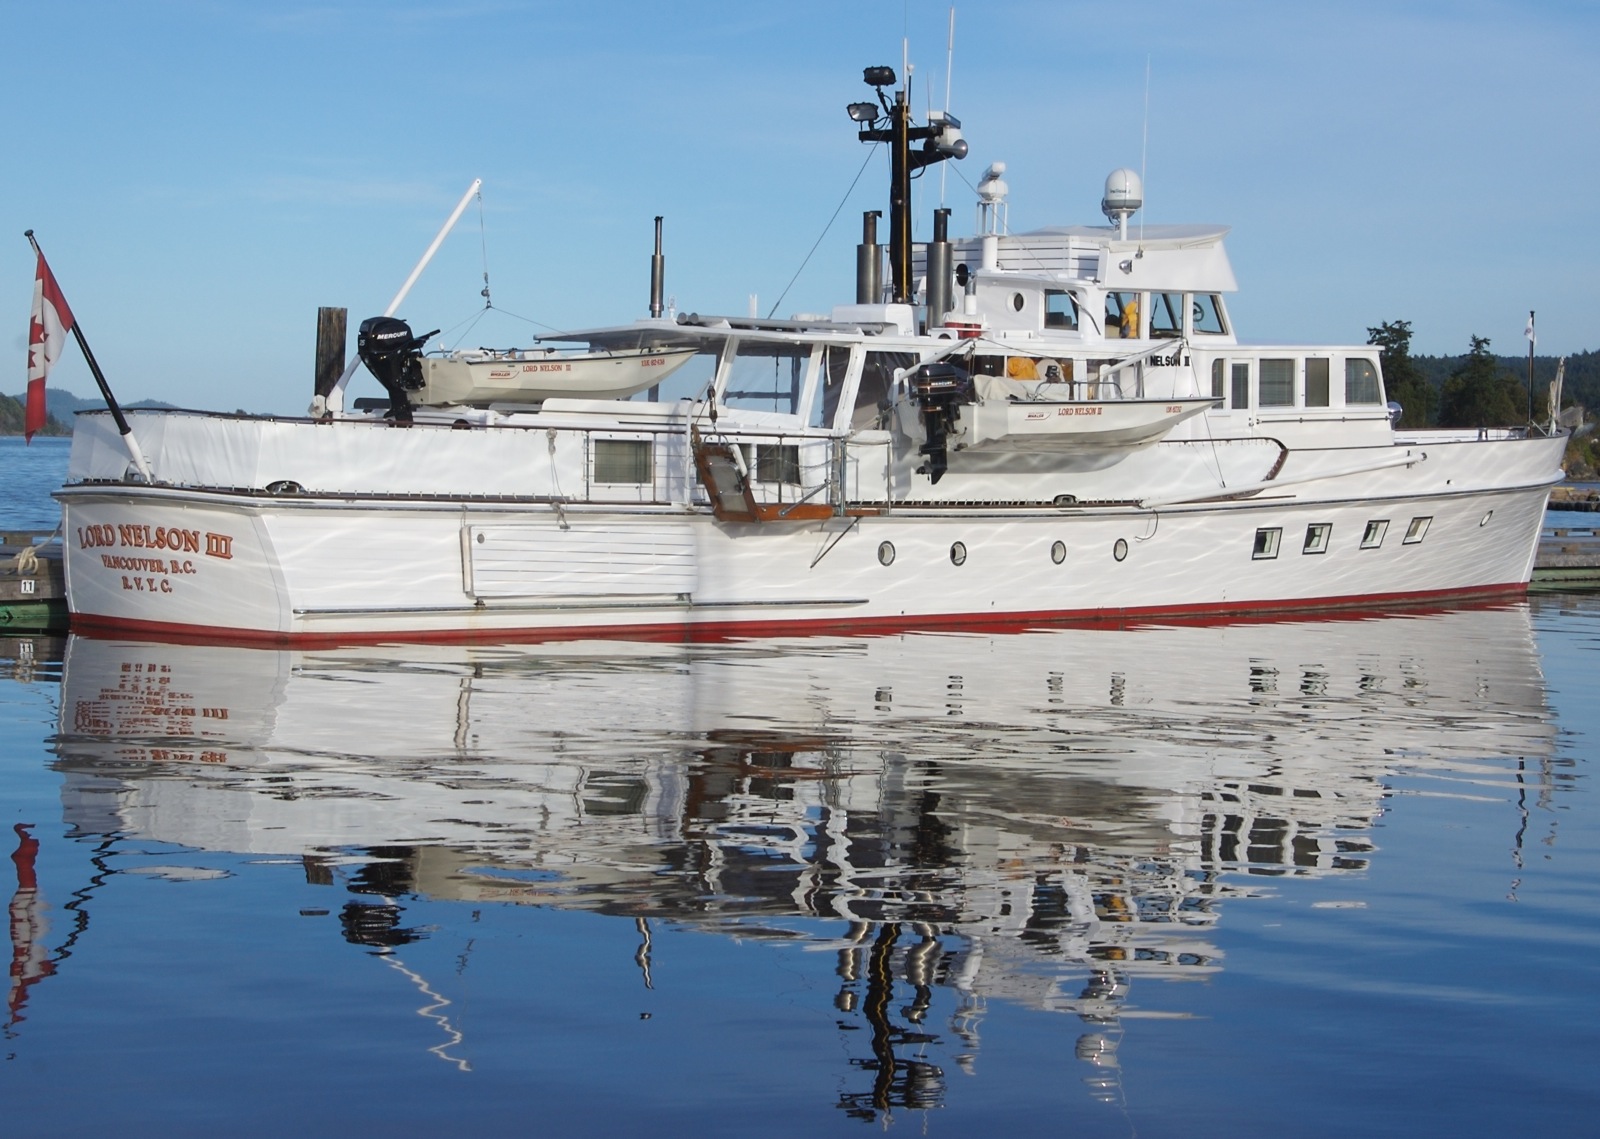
xmin=357 ymin=317 xmax=437 ymax=422
xmin=911 ymin=360 xmax=973 ymax=484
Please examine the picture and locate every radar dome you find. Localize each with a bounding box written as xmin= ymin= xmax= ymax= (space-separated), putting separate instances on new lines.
xmin=1101 ymin=168 xmax=1143 ymax=224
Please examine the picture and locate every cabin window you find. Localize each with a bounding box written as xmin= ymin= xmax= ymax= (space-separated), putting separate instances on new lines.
xmin=1044 ymin=290 xmax=1079 ymax=330
xmin=1260 ymin=359 xmax=1295 ymax=407
xmin=1305 ymin=358 xmax=1331 ymax=407
xmin=1192 ymin=294 xmax=1227 ymax=335
xmin=1231 ymin=362 xmax=1251 ymax=409
xmin=1346 ymin=358 xmax=1382 ymax=405
xmin=755 ymin=444 xmax=800 ymax=485
xmin=855 ymin=351 xmax=917 ymax=430
xmin=722 ymin=341 xmax=811 ymax=415
xmin=1303 ymin=523 xmax=1331 ymax=554
xmin=1361 ymin=520 xmax=1389 ymax=548
xmin=1106 ymin=292 xmax=1140 ymax=339
xmin=1150 ymin=293 xmax=1184 ymax=337
xmin=1253 ymin=527 xmax=1282 ymax=559
xmin=816 ymin=345 xmax=854 ymax=428
xmin=594 ymin=439 xmax=652 ymax=484
xmin=1211 ymin=359 xmax=1225 ymax=399
xmin=1403 ymin=516 xmax=1432 ymax=544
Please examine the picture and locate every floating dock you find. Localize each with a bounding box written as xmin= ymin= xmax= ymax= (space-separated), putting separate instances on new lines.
xmin=0 ymin=531 xmax=67 ymax=631
xmin=1531 ymin=524 xmax=1600 ymax=590
xmin=1548 ymin=486 xmax=1600 ymax=513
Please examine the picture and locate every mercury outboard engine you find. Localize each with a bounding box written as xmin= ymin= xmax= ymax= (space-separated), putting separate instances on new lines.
xmin=357 ymin=316 xmax=437 ymax=423
xmin=912 ymin=360 xmax=973 ymax=484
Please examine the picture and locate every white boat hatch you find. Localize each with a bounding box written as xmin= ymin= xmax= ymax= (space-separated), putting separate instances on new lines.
xmin=464 ymin=522 xmax=696 ymax=599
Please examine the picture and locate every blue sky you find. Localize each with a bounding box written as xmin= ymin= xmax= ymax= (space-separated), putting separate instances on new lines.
xmin=4 ymin=0 xmax=1596 ymax=413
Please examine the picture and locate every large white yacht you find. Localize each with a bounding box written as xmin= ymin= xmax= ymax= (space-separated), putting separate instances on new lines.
xmin=56 ymin=66 xmax=1564 ymax=644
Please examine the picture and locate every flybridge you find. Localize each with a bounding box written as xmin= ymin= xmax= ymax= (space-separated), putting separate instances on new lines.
xmin=837 ymin=68 xmax=1236 ymax=347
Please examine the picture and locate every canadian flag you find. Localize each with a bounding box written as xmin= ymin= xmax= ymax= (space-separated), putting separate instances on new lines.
xmin=25 ymin=249 xmax=75 ymax=442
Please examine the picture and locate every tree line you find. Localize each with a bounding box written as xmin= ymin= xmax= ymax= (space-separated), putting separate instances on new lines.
xmin=1370 ymin=321 xmax=1596 ymax=476
xmin=1368 ymin=320 xmax=1596 ymax=429
xmin=0 ymin=392 xmax=69 ymax=436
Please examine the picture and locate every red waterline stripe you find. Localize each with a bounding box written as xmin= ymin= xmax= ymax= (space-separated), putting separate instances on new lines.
xmin=66 ymin=582 xmax=1530 ymax=650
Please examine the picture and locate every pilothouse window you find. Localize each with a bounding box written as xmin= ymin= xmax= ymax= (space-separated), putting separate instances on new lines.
xmin=1107 ymin=293 xmax=1140 ymax=339
xmin=1044 ymin=290 xmax=1079 ymax=330
xmin=1150 ymin=293 xmax=1184 ymax=337
xmin=1192 ymin=294 xmax=1227 ymax=335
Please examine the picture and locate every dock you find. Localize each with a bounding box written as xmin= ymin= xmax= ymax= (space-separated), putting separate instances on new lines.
xmin=0 ymin=531 xmax=67 ymax=631
xmin=1531 ymin=524 xmax=1600 ymax=590
xmin=1548 ymin=486 xmax=1600 ymax=513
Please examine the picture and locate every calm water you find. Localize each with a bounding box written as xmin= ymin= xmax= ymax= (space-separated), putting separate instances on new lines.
xmin=3 ymin=440 xmax=1597 ymax=1136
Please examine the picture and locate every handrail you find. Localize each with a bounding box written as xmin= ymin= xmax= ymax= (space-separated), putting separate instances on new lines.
xmin=1140 ymin=451 xmax=1425 ymax=509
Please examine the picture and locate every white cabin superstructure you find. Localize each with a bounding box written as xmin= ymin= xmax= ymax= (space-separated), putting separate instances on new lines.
xmin=56 ymin=65 xmax=1565 ymax=645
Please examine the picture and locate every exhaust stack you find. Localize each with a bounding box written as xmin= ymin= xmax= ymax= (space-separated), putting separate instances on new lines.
xmin=856 ymin=210 xmax=883 ymax=304
xmin=925 ymin=208 xmax=952 ymax=331
xmin=649 ymin=216 xmax=665 ymax=318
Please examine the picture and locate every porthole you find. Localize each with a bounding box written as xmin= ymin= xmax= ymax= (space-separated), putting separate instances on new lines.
xmin=877 ymin=541 xmax=896 ymax=566
xmin=1051 ymin=540 xmax=1067 ymax=565
xmin=1479 ymin=510 xmax=1494 ymax=527
xmin=1303 ymin=523 xmax=1331 ymax=555
xmin=1253 ymin=528 xmax=1282 ymax=560
xmin=1361 ymin=520 xmax=1389 ymax=549
xmin=1113 ymin=538 xmax=1129 ymax=562
xmin=1012 ymin=292 xmax=1026 ymax=312
xmin=950 ymin=542 xmax=967 ymax=566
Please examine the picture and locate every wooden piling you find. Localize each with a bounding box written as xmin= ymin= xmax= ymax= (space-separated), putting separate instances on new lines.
xmin=314 ymin=307 xmax=348 ymax=399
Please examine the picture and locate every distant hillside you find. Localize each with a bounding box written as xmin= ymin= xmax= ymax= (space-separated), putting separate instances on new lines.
xmin=0 ymin=392 xmax=69 ymax=436
xmin=0 ymin=387 xmax=178 ymax=434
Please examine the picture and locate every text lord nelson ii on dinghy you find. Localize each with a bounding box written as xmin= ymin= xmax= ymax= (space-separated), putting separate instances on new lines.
xmin=55 ymin=66 xmax=1566 ymax=644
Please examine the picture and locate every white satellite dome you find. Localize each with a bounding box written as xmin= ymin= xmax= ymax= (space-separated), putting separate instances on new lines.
xmin=1101 ymin=168 xmax=1143 ymax=227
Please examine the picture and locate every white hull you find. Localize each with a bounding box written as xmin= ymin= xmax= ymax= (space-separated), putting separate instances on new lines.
xmin=58 ymin=411 xmax=1560 ymax=644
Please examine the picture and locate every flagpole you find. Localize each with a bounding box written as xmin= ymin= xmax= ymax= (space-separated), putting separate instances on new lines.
xmin=24 ymin=231 xmax=153 ymax=482
xmin=1526 ymin=310 xmax=1535 ymax=427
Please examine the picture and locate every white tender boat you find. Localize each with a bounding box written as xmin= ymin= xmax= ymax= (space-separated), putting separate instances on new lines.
xmin=55 ymin=64 xmax=1567 ymax=645
xmin=417 ymin=346 xmax=698 ymax=406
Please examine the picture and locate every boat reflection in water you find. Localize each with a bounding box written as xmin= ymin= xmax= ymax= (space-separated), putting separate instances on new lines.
xmin=50 ymin=605 xmax=1555 ymax=1116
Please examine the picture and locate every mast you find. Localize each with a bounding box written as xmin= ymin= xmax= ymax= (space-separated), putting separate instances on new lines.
xmin=850 ymin=67 xmax=967 ymax=306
